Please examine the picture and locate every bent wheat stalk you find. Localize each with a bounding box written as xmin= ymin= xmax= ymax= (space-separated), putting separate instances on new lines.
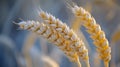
xmin=39 ymin=11 xmax=90 ymax=67
xmin=71 ymin=5 xmax=111 ymax=67
xmin=17 ymin=20 xmax=81 ymax=67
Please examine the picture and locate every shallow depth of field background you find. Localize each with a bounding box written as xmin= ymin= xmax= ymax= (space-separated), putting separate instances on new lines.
xmin=0 ymin=0 xmax=120 ymax=67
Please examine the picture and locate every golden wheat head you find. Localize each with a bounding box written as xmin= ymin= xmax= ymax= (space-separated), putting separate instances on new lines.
xmin=39 ymin=11 xmax=90 ymax=67
xmin=71 ymin=5 xmax=111 ymax=67
xmin=17 ymin=20 xmax=82 ymax=67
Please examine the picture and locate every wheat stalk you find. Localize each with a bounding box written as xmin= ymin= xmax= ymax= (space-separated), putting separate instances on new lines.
xmin=23 ymin=33 xmax=37 ymax=67
xmin=41 ymin=56 xmax=59 ymax=67
xmin=39 ymin=11 xmax=90 ymax=67
xmin=71 ymin=5 xmax=111 ymax=67
xmin=17 ymin=20 xmax=81 ymax=67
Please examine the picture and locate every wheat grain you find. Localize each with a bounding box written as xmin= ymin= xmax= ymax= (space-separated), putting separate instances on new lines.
xmin=71 ymin=14 xmax=91 ymax=53
xmin=17 ymin=20 xmax=81 ymax=67
xmin=71 ymin=5 xmax=111 ymax=67
xmin=39 ymin=11 xmax=90 ymax=67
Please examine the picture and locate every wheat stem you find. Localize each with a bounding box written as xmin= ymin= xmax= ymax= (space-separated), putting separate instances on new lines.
xmin=104 ymin=61 xmax=109 ymax=67
xmin=76 ymin=58 xmax=81 ymax=67
xmin=86 ymin=60 xmax=90 ymax=67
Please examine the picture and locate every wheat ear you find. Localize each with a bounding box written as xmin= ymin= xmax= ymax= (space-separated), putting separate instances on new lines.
xmin=39 ymin=11 xmax=90 ymax=67
xmin=71 ymin=5 xmax=111 ymax=67
xmin=17 ymin=20 xmax=81 ymax=67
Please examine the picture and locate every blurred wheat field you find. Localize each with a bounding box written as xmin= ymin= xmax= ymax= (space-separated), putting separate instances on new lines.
xmin=0 ymin=0 xmax=120 ymax=67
